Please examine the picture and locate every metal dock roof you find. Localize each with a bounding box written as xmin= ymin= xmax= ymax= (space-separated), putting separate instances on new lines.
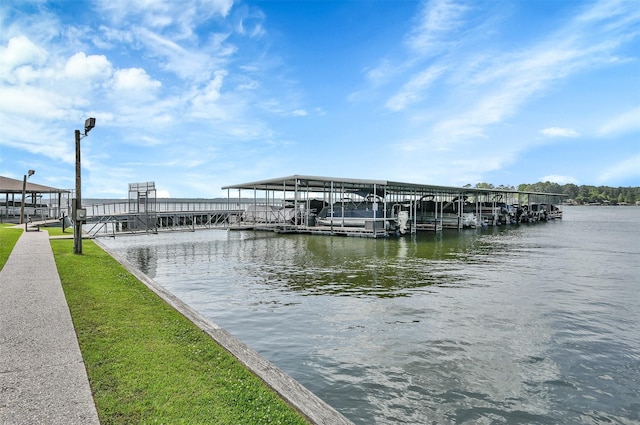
xmin=222 ymin=174 xmax=566 ymax=198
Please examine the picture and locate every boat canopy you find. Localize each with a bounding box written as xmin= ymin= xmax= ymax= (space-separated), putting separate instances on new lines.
xmin=222 ymin=174 xmax=567 ymax=202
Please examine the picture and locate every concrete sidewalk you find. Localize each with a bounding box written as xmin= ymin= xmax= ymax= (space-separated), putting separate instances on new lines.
xmin=0 ymin=230 xmax=100 ymax=424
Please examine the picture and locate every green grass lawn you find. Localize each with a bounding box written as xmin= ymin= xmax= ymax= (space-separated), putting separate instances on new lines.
xmin=0 ymin=224 xmax=22 ymax=269
xmin=49 ymin=236 xmax=309 ymax=425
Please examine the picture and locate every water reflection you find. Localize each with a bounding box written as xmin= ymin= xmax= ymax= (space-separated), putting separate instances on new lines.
xmin=127 ymin=246 xmax=156 ymax=277
xmin=124 ymin=229 xmax=516 ymax=299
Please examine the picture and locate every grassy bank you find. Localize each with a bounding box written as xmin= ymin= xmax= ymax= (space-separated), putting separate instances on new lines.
xmin=49 ymin=236 xmax=309 ymax=425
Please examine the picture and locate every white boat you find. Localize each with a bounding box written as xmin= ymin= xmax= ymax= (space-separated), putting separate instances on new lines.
xmin=315 ymin=195 xmax=404 ymax=231
xmin=242 ymin=204 xmax=295 ymax=223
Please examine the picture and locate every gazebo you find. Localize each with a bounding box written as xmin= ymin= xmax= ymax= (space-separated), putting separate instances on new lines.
xmin=0 ymin=176 xmax=70 ymax=223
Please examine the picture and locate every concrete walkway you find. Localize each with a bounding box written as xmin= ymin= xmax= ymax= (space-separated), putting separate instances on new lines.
xmin=0 ymin=230 xmax=100 ymax=424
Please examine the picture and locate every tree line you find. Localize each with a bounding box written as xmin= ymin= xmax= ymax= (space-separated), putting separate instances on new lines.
xmin=466 ymin=182 xmax=640 ymax=205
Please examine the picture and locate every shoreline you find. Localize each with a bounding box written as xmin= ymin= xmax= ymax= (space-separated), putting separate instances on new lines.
xmin=93 ymin=238 xmax=353 ymax=425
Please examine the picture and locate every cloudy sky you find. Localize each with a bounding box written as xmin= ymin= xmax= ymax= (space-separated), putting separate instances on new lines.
xmin=1 ymin=0 xmax=638 ymax=198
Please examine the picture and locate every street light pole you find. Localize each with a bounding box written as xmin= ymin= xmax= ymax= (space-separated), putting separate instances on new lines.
xmin=73 ymin=118 xmax=95 ymax=255
xmin=73 ymin=129 xmax=82 ymax=254
xmin=20 ymin=169 xmax=35 ymax=225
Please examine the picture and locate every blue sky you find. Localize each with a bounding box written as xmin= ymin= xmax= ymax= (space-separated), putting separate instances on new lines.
xmin=1 ymin=0 xmax=638 ymax=198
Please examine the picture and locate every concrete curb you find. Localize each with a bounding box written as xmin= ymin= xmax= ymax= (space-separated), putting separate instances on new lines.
xmin=94 ymin=239 xmax=354 ymax=425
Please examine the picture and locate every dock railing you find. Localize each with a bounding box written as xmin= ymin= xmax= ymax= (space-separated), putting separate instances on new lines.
xmin=85 ymin=200 xmax=252 ymax=237
xmin=88 ymin=201 xmax=246 ymax=216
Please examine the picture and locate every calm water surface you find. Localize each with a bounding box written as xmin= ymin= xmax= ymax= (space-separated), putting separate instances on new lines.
xmin=101 ymin=206 xmax=640 ymax=424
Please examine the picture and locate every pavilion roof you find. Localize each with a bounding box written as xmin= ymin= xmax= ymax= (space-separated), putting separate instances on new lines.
xmin=0 ymin=176 xmax=69 ymax=195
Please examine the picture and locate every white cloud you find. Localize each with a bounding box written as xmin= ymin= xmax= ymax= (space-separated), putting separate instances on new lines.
xmin=365 ymin=59 xmax=395 ymax=85
xmin=189 ymin=70 xmax=228 ymax=117
xmin=135 ymin=27 xmax=234 ymax=81
xmin=95 ymin=25 xmax=135 ymax=48
xmin=236 ymin=7 xmax=266 ymax=38
xmin=96 ymin=0 xmax=234 ymax=35
xmin=386 ymin=66 xmax=446 ymax=111
xmin=406 ymin=0 xmax=470 ymax=54
xmin=434 ymin=45 xmax=585 ymax=143
xmin=540 ymin=174 xmax=579 ymax=185
xmin=540 ymin=127 xmax=580 ymax=138
xmin=136 ymin=135 xmax=166 ymax=147
xmin=0 ymin=86 xmax=76 ymax=119
xmin=112 ymin=67 xmax=161 ymax=93
xmin=91 ymin=0 xmax=239 ymax=83
xmin=356 ymin=0 xmax=468 ymax=102
xmin=576 ymin=0 xmax=637 ymax=25
xmin=390 ymin=148 xmax=518 ymax=188
xmin=382 ymin=0 xmax=640 ymax=161
xmin=0 ymin=36 xmax=47 ymax=80
xmin=236 ymin=78 xmax=259 ymax=90
xmin=64 ymin=52 xmax=112 ymax=80
xmin=598 ymin=107 xmax=640 ymax=136
xmin=597 ymin=153 xmax=640 ymax=184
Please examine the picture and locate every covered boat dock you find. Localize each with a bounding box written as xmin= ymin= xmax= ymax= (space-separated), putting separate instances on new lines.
xmin=222 ymin=175 xmax=566 ymax=237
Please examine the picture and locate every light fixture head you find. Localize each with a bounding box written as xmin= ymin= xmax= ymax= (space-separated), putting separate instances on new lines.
xmin=28 ymin=169 xmax=35 ymax=177
xmin=84 ymin=117 xmax=96 ymax=135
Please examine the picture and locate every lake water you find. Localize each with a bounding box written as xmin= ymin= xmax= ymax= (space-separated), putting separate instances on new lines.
xmin=100 ymin=206 xmax=640 ymax=424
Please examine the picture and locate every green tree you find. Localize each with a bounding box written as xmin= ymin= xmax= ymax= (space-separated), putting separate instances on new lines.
xmin=474 ymin=181 xmax=639 ymax=204
xmin=475 ymin=182 xmax=494 ymax=189
xmin=564 ymin=183 xmax=579 ymax=199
